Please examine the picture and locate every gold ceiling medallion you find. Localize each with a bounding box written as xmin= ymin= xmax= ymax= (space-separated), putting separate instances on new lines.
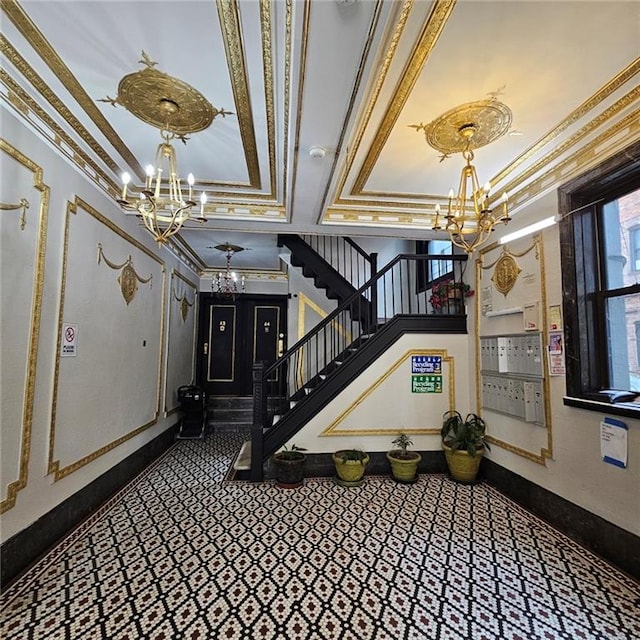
xmin=0 ymin=197 xmax=29 ymax=230
xmin=97 ymin=243 xmax=152 ymax=306
xmin=412 ymin=98 xmax=513 ymax=254
xmin=99 ymin=51 xmax=231 ymax=134
xmin=491 ymin=248 xmax=522 ymax=297
xmin=173 ymin=288 xmax=194 ymax=322
xmin=99 ymin=52 xmax=233 ymax=243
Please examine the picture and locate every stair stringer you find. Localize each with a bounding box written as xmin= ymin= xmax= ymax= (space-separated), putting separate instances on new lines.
xmin=261 ymin=314 xmax=467 ymax=460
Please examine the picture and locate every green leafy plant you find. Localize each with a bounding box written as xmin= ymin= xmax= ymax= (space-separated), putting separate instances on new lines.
xmin=337 ymin=449 xmax=367 ymax=463
xmin=390 ymin=433 xmax=419 ymax=460
xmin=275 ymin=444 xmax=307 ymax=461
xmin=441 ymin=411 xmax=490 ymax=457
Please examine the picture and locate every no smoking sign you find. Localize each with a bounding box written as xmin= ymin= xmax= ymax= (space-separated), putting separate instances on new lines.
xmin=61 ymin=322 xmax=77 ymax=357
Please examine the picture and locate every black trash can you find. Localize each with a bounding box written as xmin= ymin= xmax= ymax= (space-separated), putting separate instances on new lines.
xmin=176 ymin=385 xmax=206 ymax=439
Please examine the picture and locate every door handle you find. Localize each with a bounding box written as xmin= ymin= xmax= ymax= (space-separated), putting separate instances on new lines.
xmin=203 ymin=342 xmax=208 ymax=355
xmin=278 ymin=333 xmax=285 ymax=357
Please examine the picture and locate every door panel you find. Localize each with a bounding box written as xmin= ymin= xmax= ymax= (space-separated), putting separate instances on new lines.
xmin=198 ymin=294 xmax=287 ymax=397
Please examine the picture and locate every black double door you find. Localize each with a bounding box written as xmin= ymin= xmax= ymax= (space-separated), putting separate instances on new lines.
xmin=198 ymin=294 xmax=288 ymax=397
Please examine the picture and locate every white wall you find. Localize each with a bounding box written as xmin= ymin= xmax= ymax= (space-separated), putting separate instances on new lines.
xmin=481 ymin=192 xmax=640 ymax=536
xmin=1 ymin=111 xmax=199 ymax=542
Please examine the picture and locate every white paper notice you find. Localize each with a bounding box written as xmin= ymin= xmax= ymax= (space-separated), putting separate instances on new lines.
xmin=600 ymin=418 xmax=628 ymax=468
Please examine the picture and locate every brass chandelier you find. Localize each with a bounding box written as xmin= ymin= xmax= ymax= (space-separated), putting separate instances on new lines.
xmin=212 ymin=243 xmax=245 ymax=298
xmin=101 ymin=52 xmax=232 ymax=244
xmin=414 ymin=98 xmax=513 ymax=253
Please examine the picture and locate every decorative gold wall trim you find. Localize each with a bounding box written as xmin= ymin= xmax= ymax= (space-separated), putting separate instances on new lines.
xmin=490 ymin=249 xmax=522 ymax=297
xmin=217 ymin=0 xmax=261 ymax=189
xmin=288 ymin=0 xmax=311 ymax=222
xmin=475 ymin=234 xmax=553 ymax=465
xmin=0 ymin=65 xmax=119 ymax=193
xmin=351 ymin=0 xmax=456 ymax=194
xmin=330 ymin=0 xmax=414 ymax=208
xmin=97 ymin=243 xmax=152 ymax=306
xmin=321 ymin=349 xmax=453 ymax=436
xmin=48 ymin=197 xmax=166 ymax=482
xmin=0 ymin=196 xmax=28 ymax=230
xmin=1 ymin=0 xmax=142 ymax=177
xmin=491 ymin=59 xmax=640 ymax=189
xmin=297 ymin=292 xmax=351 ymax=341
xmin=165 ymin=269 xmax=199 ymax=415
xmin=172 ymin=287 xmax=194 ymax=323
xmin=0 ymin=139 xmax=50 ymax=514
xmin=259 ymin=0 xmax=277 ymax=198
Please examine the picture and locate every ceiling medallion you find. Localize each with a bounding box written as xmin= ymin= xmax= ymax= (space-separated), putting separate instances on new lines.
xmin=99 ymin=51 xmax=233 ymax=135
xmin=413 ymin=98 xmax=512 ymax=157
xmin=412 ymin=98 xmax=513 ymax=253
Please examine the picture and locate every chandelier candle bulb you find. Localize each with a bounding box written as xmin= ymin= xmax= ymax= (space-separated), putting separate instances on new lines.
xmin=200 ymin=191 xmax=207 ymax=216
xmin=154 ymin=168 xmax=162 ymax=199
xmin=187 ymin=173 xmax=194 ymax=201
xmin=145 ymin=165 xmax=154 ymax=190
xmin=121 ymin=172 xmax=131 ymax=200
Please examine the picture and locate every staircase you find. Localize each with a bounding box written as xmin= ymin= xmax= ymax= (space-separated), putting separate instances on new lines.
xmin=278 ymin=234 xmax=377 ymax=329
xmin=206 ymin=396 xmax=253 ymax=432
xmin=250 ymin=251 xmax=470 ymax=481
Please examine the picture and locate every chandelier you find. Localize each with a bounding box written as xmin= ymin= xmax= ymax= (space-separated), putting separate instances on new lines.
xmin=413 ymin=98 xmax=513 ymax=253
xmin=212 ymin=243 xmax=245 ymax=298
xmin=100 ymin=52 xmax=232 ymax=244
xmin=118 ymin=118 xmax=207 ymax=244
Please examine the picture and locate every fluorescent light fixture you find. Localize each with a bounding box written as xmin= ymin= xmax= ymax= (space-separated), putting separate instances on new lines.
xmin=499 ymin=216 xmax=557 ymax=244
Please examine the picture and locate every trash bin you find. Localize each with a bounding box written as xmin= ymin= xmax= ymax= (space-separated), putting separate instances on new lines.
xmin=176 ymin=385 xmax=206 ymax=439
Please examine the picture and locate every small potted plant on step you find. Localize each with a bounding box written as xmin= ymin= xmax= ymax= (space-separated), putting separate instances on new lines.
xmin=332 ymin=449 xmax=369 ymax=487
xmin=273 ymin=444 xmax=307 ymax=489
xmin=386 ymin=433 xmax=422 ymax=483
xmin=441 ymin=410 xmax=489 ymax=483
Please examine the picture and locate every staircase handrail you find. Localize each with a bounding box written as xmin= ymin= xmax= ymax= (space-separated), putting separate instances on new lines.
xmin=263 ymin=252 xmax=467 ymax=380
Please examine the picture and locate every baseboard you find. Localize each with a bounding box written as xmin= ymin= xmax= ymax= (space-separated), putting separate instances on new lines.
xmin=480 ymin=458 xmax=640 ymax=580
xmin=1 ymin=424 xmax=178 ymax=589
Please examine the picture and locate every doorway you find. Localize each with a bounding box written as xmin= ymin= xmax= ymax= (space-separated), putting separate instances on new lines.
xmin=197 ymin=294 xmax=288 ymax=397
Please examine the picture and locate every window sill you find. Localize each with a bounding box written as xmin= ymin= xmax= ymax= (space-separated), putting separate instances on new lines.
xmin=563 ymin=396 xmax=640 ymax=420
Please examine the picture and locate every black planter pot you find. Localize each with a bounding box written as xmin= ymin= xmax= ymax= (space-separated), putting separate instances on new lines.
xmin=273 ymin=453 xmax=306 ymax=488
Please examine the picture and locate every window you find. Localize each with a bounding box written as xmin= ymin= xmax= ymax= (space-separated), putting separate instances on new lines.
xmin=416 ymin=240 xmax=456 ymax=293
xmin=559 ymin=141 xmax=640 ymax=416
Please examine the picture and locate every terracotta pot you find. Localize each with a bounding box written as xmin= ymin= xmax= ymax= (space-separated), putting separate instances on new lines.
xmin=273 ymin=453 xmax=306 ymax=488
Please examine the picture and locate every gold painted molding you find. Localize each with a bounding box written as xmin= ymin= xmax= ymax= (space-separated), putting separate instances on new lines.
xmin=0 ymin=196 xmax=29 ymax=230
xmin=321 ymin=349 xmax=454 ymax=436
xmin=97 ymin=244 xmax=153 ymax=306
xmin=351 ymin=0 xmax=455 ymax=195
xmin=48 ymin=197 xmax=166 ymax=482
xmin=217 ymin=0 xmax=261 ymax=189
xmin=0 ymin=140 xmax=50 ymax=514
xmin=1 ymin=0 xmax=142 ymax=177
xmin=475 ymin=234 xmax=553 ymax=464
xmin=165 ymin=269 xmax=199 ymax=415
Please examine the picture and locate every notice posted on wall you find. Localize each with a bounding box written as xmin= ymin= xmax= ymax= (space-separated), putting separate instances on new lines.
xmin=61 ymin=322 xmax=78 ymax=357
xmin=600 ymin=417 xmax=628 ymax=468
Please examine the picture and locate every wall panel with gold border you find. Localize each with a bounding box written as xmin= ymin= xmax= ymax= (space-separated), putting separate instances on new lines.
xmin=48 ymin=197 xmax=165 ymax=481
xmin=164 ymin=269 xmax=198 ymax=415
xmin=0 ymin=139 xmax=50 ymax=513
xmin=321 ymin=349 xmax=454 ymax=437
xmin=475 ymin=235 xmax=553 ymax=464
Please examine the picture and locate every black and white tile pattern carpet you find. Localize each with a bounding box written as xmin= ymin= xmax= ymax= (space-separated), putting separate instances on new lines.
xmin=1 ymin=431 xmax=639 ymax=639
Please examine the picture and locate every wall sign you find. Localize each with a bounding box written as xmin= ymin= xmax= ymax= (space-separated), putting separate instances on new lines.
xmin=61 ymin=322 xmax=77 ymax=357
xmin=412 ymin=375 xmax=442 ymax=393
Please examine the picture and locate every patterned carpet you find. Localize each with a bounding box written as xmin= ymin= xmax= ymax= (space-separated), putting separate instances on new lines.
xmin=1 ymin=431 xmax=639 ymax=640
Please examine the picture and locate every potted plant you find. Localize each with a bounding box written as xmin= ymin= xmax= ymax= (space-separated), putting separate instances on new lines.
xmin=386 ymin=433 xmax=422 ymax=483
xmin=272 ymin=444 xmax=307 ymax=488
xmin=429 ymin=280 xmax=474 ymax=314
xmin=332 ymin=449 xmax=369 ymax=487
xmin=441 ymin=410 xmax=489 ymax=483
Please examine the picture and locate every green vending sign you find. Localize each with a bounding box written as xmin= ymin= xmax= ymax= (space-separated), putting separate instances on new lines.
xmin=412 ymin=375 xmax=442 ymax=393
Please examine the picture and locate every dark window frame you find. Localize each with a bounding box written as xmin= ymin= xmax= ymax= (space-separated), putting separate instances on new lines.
xmin=416 ymin=240 xmax=461 ymax=293
xmin=558 ymin=141 xmax=640 ymax=418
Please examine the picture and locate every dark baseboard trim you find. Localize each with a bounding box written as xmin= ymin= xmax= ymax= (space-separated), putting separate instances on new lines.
xmin=1 ymin=424 xmax=178 ymax=589
xmin=480 ymin=458 xmax=640 ymax=580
